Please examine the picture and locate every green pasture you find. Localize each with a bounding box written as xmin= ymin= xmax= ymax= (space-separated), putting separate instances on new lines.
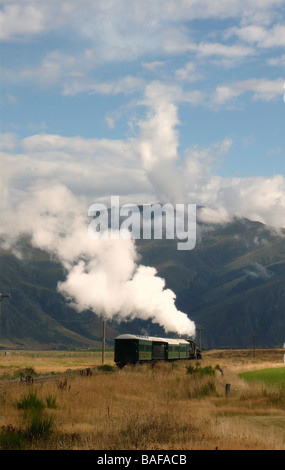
xmin=239 ymin=367 xmax=285 ymax=387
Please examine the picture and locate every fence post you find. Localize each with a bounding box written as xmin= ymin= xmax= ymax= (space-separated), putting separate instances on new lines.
xmin=225 ymin=383 xmax=231 ymax=398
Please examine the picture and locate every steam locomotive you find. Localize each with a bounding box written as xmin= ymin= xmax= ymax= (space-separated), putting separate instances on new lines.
xmin=114 ymin=334 xmax=202 ymax=368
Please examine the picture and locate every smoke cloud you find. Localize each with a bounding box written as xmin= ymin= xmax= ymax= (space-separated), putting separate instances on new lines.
xmin=0 ymin=180 xmax=195 ymax=337
xmin=57 ymin=234 xmax=195 ymax=336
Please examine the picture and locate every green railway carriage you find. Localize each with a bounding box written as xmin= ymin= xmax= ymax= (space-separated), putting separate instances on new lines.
xmin=163 ymin=338 xmax=192 ymax=360
xmin=178 ymin=339 xmax=190 ymax=359
xmin=114 ymin=334 xmax=153 ymax=367
xmin=114 ymin=334 xmax=201 ymax=367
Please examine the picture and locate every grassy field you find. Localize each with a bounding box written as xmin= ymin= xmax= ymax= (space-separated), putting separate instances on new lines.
xmin=0 ymin=349 xmax=114 ymax=379
xmin=239 ymin=367 xmax=285 ymax=387
xmin=0 ymin=348 xmax=285 ymax=450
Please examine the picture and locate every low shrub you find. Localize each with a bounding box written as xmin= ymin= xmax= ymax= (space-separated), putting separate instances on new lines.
xmin=23 ymin=409 xmax=54 ymax=440
xmin=16 ymin=391 xmax=45 ymax=411
xmin=196 ymin=380 xmax=217 ymax=398
xmin=0 ymin=425 xmax=25 ymax=450
xmin=18 ymin=367 xmax=38 ymax=378
xmin=0 ymin=390 xmax=58 ymax=448
xmin=186 ymin=363 xmax=217 ymax=377
xmin=185 ymin=380 xmax=218 ymax=399
xmin=97 ymin=364 xmax=116 ymax=373
xmin=45 ymin=395 xmax=58 ymax=409
xmin=0 ymin=408 xmax=55 ymax=450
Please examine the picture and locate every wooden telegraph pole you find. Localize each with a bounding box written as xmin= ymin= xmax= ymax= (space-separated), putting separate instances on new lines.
xmin=102 ymin=319 xmax=106 ymax=364
xmin=197 ymin=327 xmax=203 ymax=350
xmin=252 ymin=333 xmax=256 ymax=359
xmin=0 ymin=293 xmax=10 ymax=339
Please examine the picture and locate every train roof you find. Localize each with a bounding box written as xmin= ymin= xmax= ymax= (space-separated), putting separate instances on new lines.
xmin=115 ymin=334 xmax=193 ymax=345
xmin=115 ymin=334 xmax=152 ymax=341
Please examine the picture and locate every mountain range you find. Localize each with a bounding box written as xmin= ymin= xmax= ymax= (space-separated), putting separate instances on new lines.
xmin=1 ymin=214 xmax=285 ymax=349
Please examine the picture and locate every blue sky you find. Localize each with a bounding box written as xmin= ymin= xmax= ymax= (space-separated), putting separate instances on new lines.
xmin=1 ymin=0 xmax=285 ymax=228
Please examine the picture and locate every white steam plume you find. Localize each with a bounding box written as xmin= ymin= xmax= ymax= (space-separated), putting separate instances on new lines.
xmin=57 ymin=234 xmax=195 ymax=336
xmin=0 ymin=181 xmax=195 ymax=337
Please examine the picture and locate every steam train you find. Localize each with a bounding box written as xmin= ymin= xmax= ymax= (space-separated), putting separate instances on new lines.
xmin=114 ymin=334 xmax=202 ymax=368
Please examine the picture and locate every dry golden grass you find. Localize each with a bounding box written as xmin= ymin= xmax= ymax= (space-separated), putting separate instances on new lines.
xmin=0 ymin=349 xmax=285 ymax=450
xmin=0 ymin=350 xmax=114 ymax=377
